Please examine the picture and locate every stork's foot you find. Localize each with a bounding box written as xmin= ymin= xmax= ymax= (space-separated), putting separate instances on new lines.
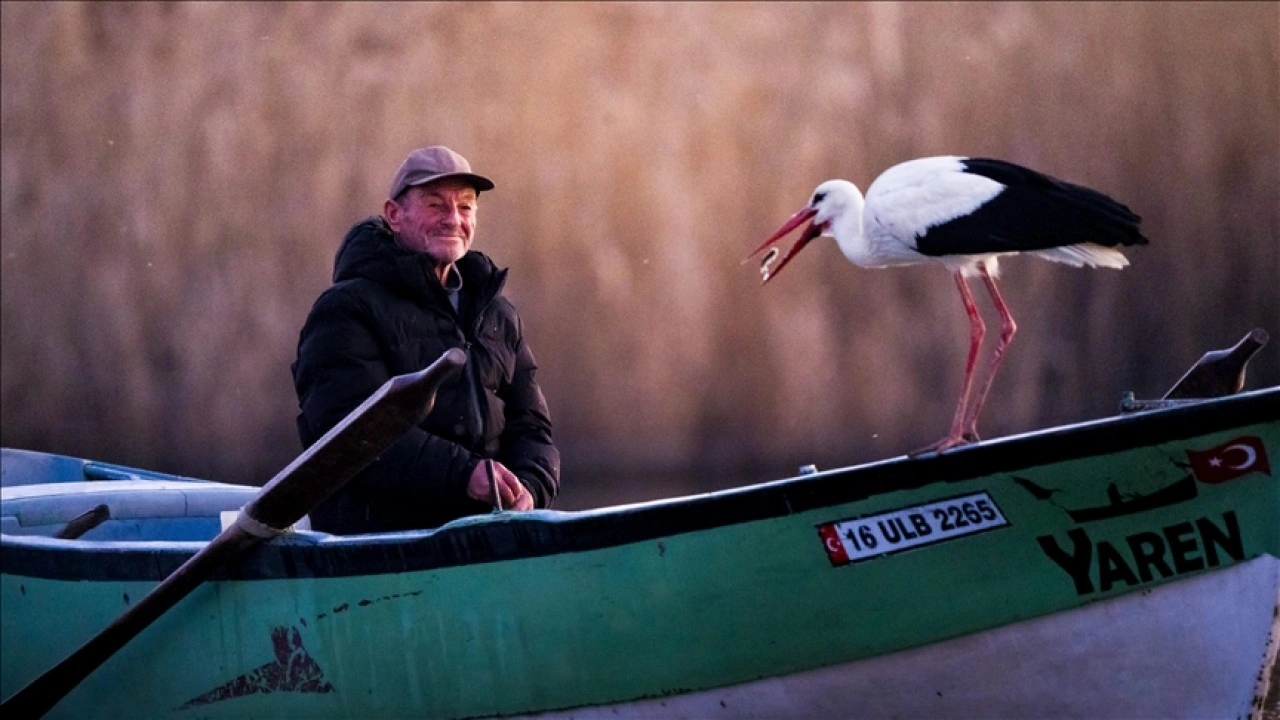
xmin=908 ymin=434 xmax=972 ymax=458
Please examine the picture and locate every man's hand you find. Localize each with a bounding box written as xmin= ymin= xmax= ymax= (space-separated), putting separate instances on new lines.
xmin=466 ymin=459 xmax=534 ymax=511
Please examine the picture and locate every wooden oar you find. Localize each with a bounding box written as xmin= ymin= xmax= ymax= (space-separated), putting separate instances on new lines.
xmin=1 ymin=348 xmax=466 ymax=720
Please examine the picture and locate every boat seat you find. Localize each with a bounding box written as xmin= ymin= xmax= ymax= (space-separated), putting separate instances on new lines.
xmin=1 ymin=481 xmax=309 ymax=542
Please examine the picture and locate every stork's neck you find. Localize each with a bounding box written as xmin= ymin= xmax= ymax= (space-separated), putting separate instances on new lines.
xmin=828 ymin=185 xmax=870 ymax=266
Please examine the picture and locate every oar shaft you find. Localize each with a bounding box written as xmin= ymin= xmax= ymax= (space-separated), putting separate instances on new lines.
xmin=2 ymin=525 xmax=257 ymax=719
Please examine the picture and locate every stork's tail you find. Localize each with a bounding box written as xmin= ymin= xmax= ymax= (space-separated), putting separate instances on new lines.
xmin=1032 ymin=243 xmax=1131 ymax=269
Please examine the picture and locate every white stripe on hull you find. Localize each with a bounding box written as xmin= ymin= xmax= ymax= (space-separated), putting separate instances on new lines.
xmin=517 ymin=555 xmax=1280 ymax=720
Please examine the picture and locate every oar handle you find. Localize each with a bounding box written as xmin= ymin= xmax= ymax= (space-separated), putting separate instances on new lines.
xmin=1 ymin=348 xmax=466 ymax=719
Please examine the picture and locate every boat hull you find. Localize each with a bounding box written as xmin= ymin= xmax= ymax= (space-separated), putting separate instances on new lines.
xmin=3 ymin=389 xmax=1279 ymax=718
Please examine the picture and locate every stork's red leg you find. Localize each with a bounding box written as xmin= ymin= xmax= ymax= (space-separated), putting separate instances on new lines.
xmin=963 ymin=263 xmax=1018 ymax=440
xmin=911 ymin=271 xmax=984 ymax=456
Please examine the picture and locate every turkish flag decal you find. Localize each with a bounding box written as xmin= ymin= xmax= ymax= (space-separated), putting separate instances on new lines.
xmin=817 ymin=524 xmax=850 ymax=566
xmin=1186 ymin=436 xmax=1272 ymax=484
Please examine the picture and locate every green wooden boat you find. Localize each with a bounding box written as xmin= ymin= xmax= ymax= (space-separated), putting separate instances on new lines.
xmin=2 ymin=387 xmax=1278 ymax=719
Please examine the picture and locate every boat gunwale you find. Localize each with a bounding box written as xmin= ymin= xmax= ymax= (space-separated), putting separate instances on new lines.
xmin=2 ymin=386 xmax=1278 ymax=582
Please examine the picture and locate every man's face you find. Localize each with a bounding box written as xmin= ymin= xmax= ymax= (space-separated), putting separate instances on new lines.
xmin=385 ymin=178 xmax=478 ymax=267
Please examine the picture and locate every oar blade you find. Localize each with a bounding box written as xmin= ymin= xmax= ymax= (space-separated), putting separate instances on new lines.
xmin=245 ymin=347 xmax=466 ymax=530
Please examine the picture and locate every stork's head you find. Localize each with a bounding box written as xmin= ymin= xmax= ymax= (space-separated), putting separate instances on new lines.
xmin=747 ymin=180 xmax=858 ymax=284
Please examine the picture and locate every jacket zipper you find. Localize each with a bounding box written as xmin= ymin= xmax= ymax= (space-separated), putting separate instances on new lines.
xmin=463 ymin=340 xmax=485 ymax=443
xmin=462 ymin=269 xmax=503 ymax=449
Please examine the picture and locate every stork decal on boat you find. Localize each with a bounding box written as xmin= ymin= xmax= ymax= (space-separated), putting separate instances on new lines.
xmin=178 ymin=626 xmax=334 ymax=710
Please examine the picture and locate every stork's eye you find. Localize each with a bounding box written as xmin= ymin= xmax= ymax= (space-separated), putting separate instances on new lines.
xmin=812 ymin=192 xmax=826 ymax=205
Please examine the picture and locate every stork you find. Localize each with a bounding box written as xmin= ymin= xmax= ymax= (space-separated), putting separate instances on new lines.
xmin=748 ymin=156 xmax=1147 ymax=455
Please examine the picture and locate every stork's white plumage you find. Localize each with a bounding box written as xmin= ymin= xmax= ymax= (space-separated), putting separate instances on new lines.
xmin=749 ymin=156 xmax=1148 ymax=455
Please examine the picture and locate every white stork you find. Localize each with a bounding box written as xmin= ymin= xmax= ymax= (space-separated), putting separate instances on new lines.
xmin=748 ymin=156 xmax=1148 ymax=455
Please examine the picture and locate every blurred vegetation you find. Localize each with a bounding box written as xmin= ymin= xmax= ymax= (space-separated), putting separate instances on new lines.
xmin=2 ymin=2 xmax=1277 ymax=509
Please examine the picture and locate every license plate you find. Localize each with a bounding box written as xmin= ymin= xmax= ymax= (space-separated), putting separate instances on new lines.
xmin=817 ymin=491 xmax=1009 ymax=566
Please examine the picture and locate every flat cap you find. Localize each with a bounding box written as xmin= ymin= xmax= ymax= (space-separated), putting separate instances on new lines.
xmin=388 ymin=146 xmax=494 ymax=200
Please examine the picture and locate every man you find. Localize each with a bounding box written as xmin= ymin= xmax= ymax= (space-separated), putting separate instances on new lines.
xmin=292 ymin=146 xmax=559 ymax=534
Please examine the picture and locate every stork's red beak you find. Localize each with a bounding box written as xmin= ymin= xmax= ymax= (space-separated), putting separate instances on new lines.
xmin=746 ymin=207 xmax=821 ymax=284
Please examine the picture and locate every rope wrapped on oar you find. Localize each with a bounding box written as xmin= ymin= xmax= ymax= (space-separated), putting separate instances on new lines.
xmin=1 ymin=348 xmax=467 ymax=720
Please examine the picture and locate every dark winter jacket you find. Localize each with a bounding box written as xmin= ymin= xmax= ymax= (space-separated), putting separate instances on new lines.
xmin=291 ymin=217 xmax=559 ymax=534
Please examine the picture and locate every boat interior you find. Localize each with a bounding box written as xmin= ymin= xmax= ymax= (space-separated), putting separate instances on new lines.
xmin=0 ymin=479 xmax=309 ymax=542
xmin=0 ymin=447 xmax=316 ymax=542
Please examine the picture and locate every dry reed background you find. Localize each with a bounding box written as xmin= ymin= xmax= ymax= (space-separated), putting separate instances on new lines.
xmin=2 ymin=2 xmax=1277 ymax=509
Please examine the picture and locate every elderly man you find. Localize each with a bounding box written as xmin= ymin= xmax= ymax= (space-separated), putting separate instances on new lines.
xmin=292 ymin=146 xmax=560 ymax=534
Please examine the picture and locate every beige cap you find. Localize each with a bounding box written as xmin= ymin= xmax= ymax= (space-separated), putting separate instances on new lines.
xmin=388 ymin=146 xmax=495 ymax=200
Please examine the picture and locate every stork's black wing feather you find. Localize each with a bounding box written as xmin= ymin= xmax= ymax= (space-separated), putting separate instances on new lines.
xmin=914 ymin=157 xmax=1148 ymax=258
